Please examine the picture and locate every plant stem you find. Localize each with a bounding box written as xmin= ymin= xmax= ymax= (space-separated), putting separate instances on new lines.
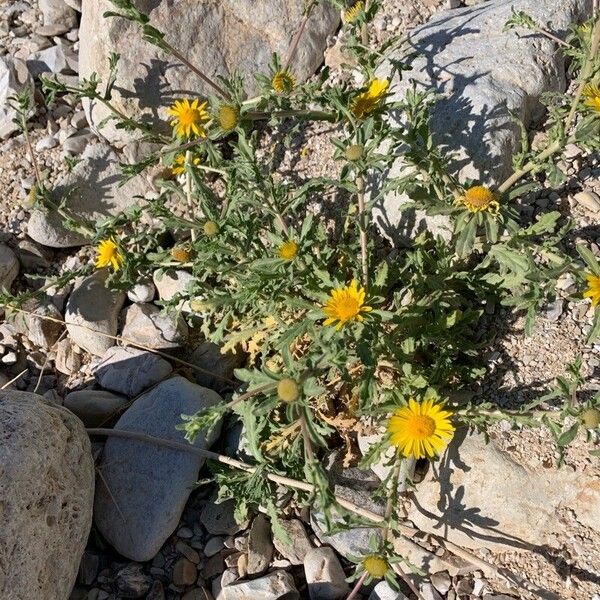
xmin=1 ymin=304 xmax=236 ymax=384
xmin=356 ymin=175 xmax=369 ymax=288
xmin=497 ymin=18 xmax=600 ymax=195
xmin=392 ymin=563 xmax=427 ymax=600
xmin=184 ymin=150 xmax=196 ymax=242
xmin=360 ymin=0 xmax=369 ymax=46
xmin=284 ymin=0 xmax=317 ymax=71
xmin=166 ymin=43 xmax=230 ymax=100
xmin=345 ymin=572 xmax=367 ymax=600
xmin=247 ymin=110 xmax=336 ymax=122
xmin=21 ymin=115 xmax=43 ymax=189
xmin=534 ymin=26 xmax=573 ymax=49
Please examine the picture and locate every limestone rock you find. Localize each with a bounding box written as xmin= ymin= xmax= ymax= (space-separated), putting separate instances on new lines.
xmin=65 ymin=270 xmax=126 ymax=356
xmin=79 ymin=0 xmax=339 ymax=145
xmin=64 ymin=389 xmax=129 ymax=427
xmin=92 ymin=345 xmax=173 ymax=397
xmin=247 ymin=514 xmax=274 ymax=576
xmin=0 ymin=243 xmax=19 ymax=291
xmin=0 ymin=57 xmax=34 ymax=140
xmin=407 ymin=431 xmax=600 ymax=551
xmin=94 ymin=376 xmax=223 ymax=561
xmin=120 ymin=303 xmax=188 ymax=349
xmin=39 ymin=0 xmax=78 ymax=35
xmin=12 ymin=298 xmax=63 ymax=350
xmin=272 ymin=518 xmax=313 ymax=566
xmin=303 ymin=547 xmax=350 ymax=600
xmin=218 ymin=570 xmax=299 ymax=600
xmin=0 ymin=390 xmax=94 ymax=600
xmin=27 ymin=143 xmax=147 ymax=247
xmin=374 ymin=0 xmax=592 ymax=243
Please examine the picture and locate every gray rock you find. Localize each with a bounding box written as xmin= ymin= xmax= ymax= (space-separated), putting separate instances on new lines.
xmin=55 ymin=337 xmax=81 ymax=374
xmin=420 ymin=583 xmax=442 ymax=600
xmin=272 ymin=518 xmax=313 ymax=566
xmin=27 ymin=143 xmax=148 ymax=248
xmin=64 ymin=389 xmax=129 ymax=427
xmin=407 ymin=431 xmax=600 ymax=551
xmin=127 ymin=280 xmax=156 ymax=303
xmin=200 ymin=494 xmax=245 ymax=536
xmin=27 ymin=44 xmax=78 ymax=77
xmin=0 ymin=390 xmax=94 ymax=600
xmin=0 ymin=243 xmax=19 ymax=290
xmin=0 ymin=57 xmax=34 ymax=140
xmin=218 ymin=570 xmax=299 ymax=600
xmin=65 ymin=271 xmax=126 ymax=356
xmin=39 ymin=0 xmax=78 ymax=34
xmin=94 ymin=376 xmax=223 ymax=561
xmin=12 ymin=298 xmax=63 ymax=349
xmin=187 ymin=341 xmax=243 ymax=393
xmin=79 ymin=0 xmax=339 ymax=145
xmin=369 ymin=582 xmax=410 ymax=600
xmin=92 ymin=345 xmax=172 ymax=397
xmin=575 ymin=190 xmax=600 ymax=212
xmin=62 ymin=130 xmax=95 ymax=155
xmin=247 ymin=514 xmax=274 ymax=576
xmin=35 ymin=134 xmax=59 ymax=150
xmin=114 ymin=563 xmax=152 ymax=598
xmin=204 ymin=537 xmax=225 ymax=557
xmin=544 ymin=298 xmax=564 ymax=322
xmin=374 ymin=0 xmax=592 ymax=243
xmin=14 ymin=238 xmax=53 ymax=269
xmin=303 ymin=547 xmax=350 ymax=600
xmin=63 ymin=0 xmax=82 ymax=11
xmin=153 ymin=268 xmax=197 ymax=308
xmin=121 ymin=303 xmax=188 ymax=350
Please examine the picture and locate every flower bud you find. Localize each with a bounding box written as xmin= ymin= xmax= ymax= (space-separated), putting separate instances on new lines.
xmin=277 ymin=378 xmax=299 ymax=403
xmin=581 ymin=408 xmax=600 ymax=428
xmin=345 ymin=144 xmax=364 ymax=161
xmin=203 ymin=220 xmax=219 ymax=237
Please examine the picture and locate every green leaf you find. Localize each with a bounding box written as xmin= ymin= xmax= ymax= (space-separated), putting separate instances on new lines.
xmin=557 ymin=422 xmax=579 ymax=447
xmin=576 ymin=244 xmax=600 ymax=276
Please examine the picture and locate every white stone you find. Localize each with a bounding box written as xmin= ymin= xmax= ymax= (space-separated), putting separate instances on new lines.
xmin=39 ymin=0 xmax=78 ymax=34
xmin=0 ymin=243 xmax=19 ymax=290
xmin=0 ymin=390 xmax=94 ymax=600
xmin=217 ymin=570 xmax=299 ymax=600
xmin=303 ymin=547 xmax=349 ymax=600
xmin=0 ymin=56 xmax=34 ymax=140
xmin=121 ymin=303 xmax=188 ymax=349
xmin=65 ymin=271 xmax=126 ymax=356
xmin=575 ymin=190 xmax=600 ymax=213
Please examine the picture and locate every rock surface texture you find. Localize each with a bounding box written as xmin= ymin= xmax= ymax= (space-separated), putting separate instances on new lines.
xmin=27 ymin=143 xmax=147 ymax=247
xmin=407 ymin=431 xmax=600 ymax=551
xmin=79 ymin=0 xmax=340 ymax=145
xmin=375 ymin=0 xmax=592 ymax=242
xmin=94 ymin=376 xmax=223 ymax=561
xmin=0 ymin=390 xmax=95 ymax=600
xmin=0 ymin=56 xmax=34 ymax=140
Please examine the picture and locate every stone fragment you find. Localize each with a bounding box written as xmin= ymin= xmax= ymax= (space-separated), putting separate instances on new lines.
xmin=172 ymin=558 xmax=197 ymax=587
xmin=12 ymin=298 xmax=63 ymax=350
xmin=247 ymin=514 xmax=274 ymax=576
xmin=303 ymin=547 xmax=350 ymax=600
xmin=0 ymin=390 xmax=94 ymax=600
xmin=127 ymin=280 xmax=156 ymax=303
xmin=0 ymin=57 xmax=34 ymax=140
xmin=92 ymin=345 xmax=172 ymax=397
xmin=575 ymin=190 xmax=600 ymax=213
xmin=39 ymin=0 xmax=78 ymax=34
xmin=64 ymin=389 xmax=129 ymax=427
xmin=0 ymin=243 xmax=19 ymax=290
xmin=217 ymin=570 xmax=299 ymax=600
xmin=272 ymin=518 xmax=313 ymax=566
xmin=114 ymin=564 xmax=152 ymax=598
xmin=120 ymin=303 xmax=188 ymax=349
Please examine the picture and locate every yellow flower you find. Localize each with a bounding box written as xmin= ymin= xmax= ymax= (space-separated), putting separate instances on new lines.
xmin=362 ymin=555 xmax=389 ymax=578
xmin=582 ymin=84 xmax=600 ymax=113
xmin=278 ymin=240 xmax=298 ymax=260
xmin=167 ymin=98 xmax=209 ymax=139
xmin=351 ymin=79 xmax=389 ymax=119
xmin=171 ymin=153 xmax=201 ymax=175
xmin=323 ymin=279 xmax=372 ymax=329
xmin=218 ymin=104 xmax=240 ymax=131
xmin=459 ymin=185 xmax=499 ymax=213
xmin=344 ymin=1 xmax=364 ymax=23
xmin=95 ymin=239 xmax=123 ymax=271
xmin=388 ymin=398 xmax=454 ymax=459
xmin=583 ymin=273 xmax=600 ymax=306
xmin=171 ymin=246 xmax=191 ymax=262
xmin=272 ymin=70 xmax=296 ymax=94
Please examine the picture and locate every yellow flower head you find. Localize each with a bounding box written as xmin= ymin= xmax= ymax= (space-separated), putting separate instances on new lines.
xmin=459 ymin=185 xmax=499 ymax=213
xmin=171 ymin=246 xmax=191 ymax=263
xmin=351 ymin=79 xmax=389 ymax=119
xmin=323 ymin=279 xmax=372 ymax=329
xmin=272 ymin=70 xmax=296 ymax=94
xmin=171 ymin=153 xmax=201 ymax=175
xmin=344 ymin=1 xmax=364 ymax=23
xmin=95 ymin=239 xmax=123 ymax=271
xmin=362 ymin=555 xmax=389 ymax=579
xmin=218 ymin=104 xmax=240 ymax=131
xmin=583 ymin=273 xmax=600 ymax=306
xmin=167 ymin=98 xmax=209 ymax=139
xmin=582 ymin=84 xmax=600 ymax=113
xmin=278 ymin=240 xmax=298 ymax=260
xmin=388 ymin=398 xmax=454 ymax=459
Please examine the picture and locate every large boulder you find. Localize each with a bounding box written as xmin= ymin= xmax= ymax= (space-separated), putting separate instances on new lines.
xmin=79 ymin=0 xmax=340 ymax=145
xmin=407 ymin=430 xmax=600 ymax=551
xmin=0 ymin=390 xmax=95 ymax=600
xmin=0 ymin=57 xmax=34 ymax=141
xmin=93 ymin=376 xmax=223 ymax=561
xmin=374 ymin=0 xmax=592 ymax=242
xmin=27 ymin=143 xmax=147 ymax=248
